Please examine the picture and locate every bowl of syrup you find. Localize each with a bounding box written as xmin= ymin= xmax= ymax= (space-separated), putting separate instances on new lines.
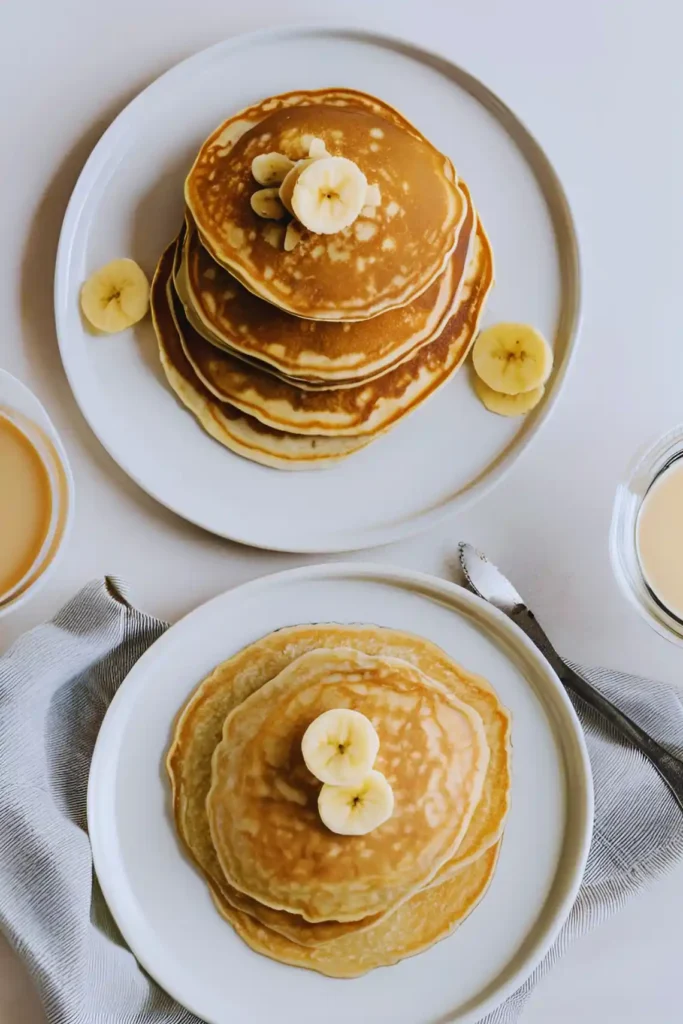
xmin=0 ymin=371 xmax=74 ymax=616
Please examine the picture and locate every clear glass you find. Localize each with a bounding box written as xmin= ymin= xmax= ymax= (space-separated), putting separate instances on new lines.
xmin=610 ymin=425 xmax=683 ymax=645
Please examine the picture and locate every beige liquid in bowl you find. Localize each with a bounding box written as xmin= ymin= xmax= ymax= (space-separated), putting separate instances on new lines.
xmin=637 ymin=460 xmax=683 ymax=620
xmin=0 ymin=413 xmax=53 ymax=601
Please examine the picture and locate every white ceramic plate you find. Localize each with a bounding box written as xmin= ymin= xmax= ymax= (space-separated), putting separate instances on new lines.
xmin=55 ymin=26 xmax=580 ymax=553
xmin=88 ymin=563 xmax=593 ymax=1024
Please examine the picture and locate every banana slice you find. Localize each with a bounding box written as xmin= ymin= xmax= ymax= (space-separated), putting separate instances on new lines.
xmin=279 ymin=159 xmax=313 ymax=215
xmin=292 ymin=156 xmax=367 ymax=234
xmin=472 ymin=323 xmax=553 ymax=395
xmin=301 ymin=708 xmax=380 ymax=786
xmin=308 ymin=137 xmax=328 ymax=159
xmin=250 ymin=188 xmax=287 ymax=220
xmin=251 ymin=152 xmax=295 ymax=187
xmin=80 ymin=258 xmax=149 ymax=334
xmin=318 ymin=770 xmax=394 ymax=836
xmin=364 ymin=183 xmax=381 ymax=207
xmin=284 ymin=221 xmax=303 ymax=252
xmin=474 ymin=376 xmax=545 ymax=416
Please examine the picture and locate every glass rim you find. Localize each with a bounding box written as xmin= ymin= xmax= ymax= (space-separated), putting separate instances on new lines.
xmin=610 ymin=424 xmax=683 ymax=646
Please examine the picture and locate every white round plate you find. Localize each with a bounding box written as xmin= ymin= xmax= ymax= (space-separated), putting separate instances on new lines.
xmin=56 ymin=26 xmax=580 ymax=553
xmin=88 ymin=563 xmax=593 ymax=1024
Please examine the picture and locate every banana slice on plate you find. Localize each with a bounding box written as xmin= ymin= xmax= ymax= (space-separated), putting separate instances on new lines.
xmin=251 ymin=151 xmax=295 ymax=187
xmin=474 ymin=375 xmax=545 ymax=416
xmin=318 ymin=770 xmax=394 ymax=836
xmin=292 ymin=156 xmax=368 ymax=234
xmin=472 ymin=323 xmax=553 ymax=395
xmin=80 ymin=258 xmax=150 ymax=334
xmin=301 ymin=708 xmax=379 ymax=786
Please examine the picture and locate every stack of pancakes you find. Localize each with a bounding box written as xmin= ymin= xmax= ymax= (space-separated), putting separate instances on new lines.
xmin=151 ymin=89 xmax=494 ymax=470
xmin=167 ymin=624 xmax=511 ymax=976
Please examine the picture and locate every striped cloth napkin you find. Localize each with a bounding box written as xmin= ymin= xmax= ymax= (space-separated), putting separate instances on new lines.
xmin=1 ymin=579 xmax=682 ymax=1024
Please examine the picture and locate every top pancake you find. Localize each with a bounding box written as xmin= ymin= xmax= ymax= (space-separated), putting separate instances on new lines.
xmin=185 ymin=90 xmax=465 ymax=321
xmin=206 ymin=647 xmax=489 ymax=923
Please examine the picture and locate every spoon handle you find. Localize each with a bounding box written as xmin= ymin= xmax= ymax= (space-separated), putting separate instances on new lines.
xmin=511 ymin=606 xmax=683 ymax=812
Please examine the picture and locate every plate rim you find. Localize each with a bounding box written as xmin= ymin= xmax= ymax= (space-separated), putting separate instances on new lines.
xmin=87 ymin=560 xmax=594 ymax=1023
xmin=55 ymin=23 xmax=582 ymax=554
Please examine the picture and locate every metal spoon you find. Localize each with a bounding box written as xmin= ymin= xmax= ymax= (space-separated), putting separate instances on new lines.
xmin=458 ymin=542 xmax=683 ymax=811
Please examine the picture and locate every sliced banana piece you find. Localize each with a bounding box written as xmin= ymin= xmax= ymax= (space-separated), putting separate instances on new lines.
xmin=251 ymin=151 xmax=295 ymax=187
xmin=279 ymin=159 xmax=313 ymax=215
xmin=250 ymin=188 xmax=287 ymax=220
xmin=308 ymin=136 xmax=328 ymax=159
xmin=80 ymin=258 xmax=149 ymax=334
xmin=292 ymin=156 xmax=367 ymax=234
xmin=301 ymin=708 xmax=379 ymax=786
xmin=284 ymin=221 xmax=303 ymax=252
xmin=474 ymin=376 xmax=545 ymax=416
xmin=472 ymin=323 xmax=553 ymax=395
xmin=318 ymin=770 xmax=394 ymax=836
xmin=364 ymin=183 xmax=381 ymax=207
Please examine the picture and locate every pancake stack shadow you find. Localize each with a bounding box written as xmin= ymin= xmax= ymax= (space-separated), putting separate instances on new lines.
xmin=151 ymin=88 xmax=494 ymax=470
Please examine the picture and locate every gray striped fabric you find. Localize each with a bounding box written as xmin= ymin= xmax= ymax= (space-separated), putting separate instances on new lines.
xmin=0 ymin=580 xmax=682 ymax=1024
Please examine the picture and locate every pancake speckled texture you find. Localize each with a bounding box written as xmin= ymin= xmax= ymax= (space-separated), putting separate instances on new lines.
xmin=178 ymin=203 xmax=473 ymax=383
xmin=155 ymin=210 xmax=492 ymax=444
xmin=166 ymin=624 xmax=511 ymax=957
xmin=221 ymin=841 xmax=500 ymax=978
xmin=185 ymin=89 xmax=466 ymax=320
xmin=151 ymin=244 xmax=374 ymax=470
xmin=206 ymin=648 xmax=490 ymax=923
xmin=152 ymin=87 xmax=495 ymax=470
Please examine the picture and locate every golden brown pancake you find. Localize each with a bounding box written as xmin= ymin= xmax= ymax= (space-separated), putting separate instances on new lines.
xmin=166 ymin=624 xmax=511 ymax=946
xmin=151 ymin=244 xmax=373 ymax=469
xmin=185 ymin=89 xmax=465 ymax=320
xmin=170 ymin=204 xmax=491 ymax=438
xmin=220 ymin=842 xmax=500 ymax=977
xmin=177 ymin=198 xmax=473 ymax=382
xmin=207 ymin=648 xmax=489 ymax=924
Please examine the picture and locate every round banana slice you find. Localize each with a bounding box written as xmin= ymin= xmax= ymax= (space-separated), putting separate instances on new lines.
xmin=474 ymin=376 xmax=545 ymax=416
xmin=472 ymin=323 xmax=553 ymax=395
xmin=250 ymin=188 xmax=287 ymax=220
xmin=80 ymin=258 xmax=150 ymax=334
xmin=292 ymin=156 xmax=368 ymax=235
xmin=251 ymin=151 xmax=294 ymax=187
xmin=318 ymin=770 xmax=394 ymax=836
xmin=301 ymin=708 xmax=379 ymax=786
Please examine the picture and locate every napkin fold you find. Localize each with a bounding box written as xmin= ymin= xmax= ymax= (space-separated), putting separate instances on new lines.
xmin=0 ymin=579 xmax=682 ymax=1024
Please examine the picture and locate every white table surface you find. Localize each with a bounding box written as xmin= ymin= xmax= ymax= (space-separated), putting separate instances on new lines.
xmin=0 ymin=0 xmax=681 ymax=1020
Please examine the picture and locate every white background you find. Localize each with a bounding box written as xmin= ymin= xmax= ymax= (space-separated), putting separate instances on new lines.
xmin=0 ymin=0 xmax=680 ymax=1021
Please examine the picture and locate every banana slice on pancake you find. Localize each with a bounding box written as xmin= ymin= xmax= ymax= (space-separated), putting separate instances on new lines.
xmin=318 ymin=770 xmax=394 ymax=836
xmin=292 ymin=156 xmax=367 ymax=234
xmin=250 ymin=188 xmax=287 ymax=220
xmin=302 ymin=708 xmax=380 ymax=786
xmin=251 ymin=151 xmax=295 ymax=186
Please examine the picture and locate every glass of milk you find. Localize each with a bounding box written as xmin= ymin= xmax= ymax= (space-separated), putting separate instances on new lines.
xmin=611 ymin=426 xmax=683 ymax=644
